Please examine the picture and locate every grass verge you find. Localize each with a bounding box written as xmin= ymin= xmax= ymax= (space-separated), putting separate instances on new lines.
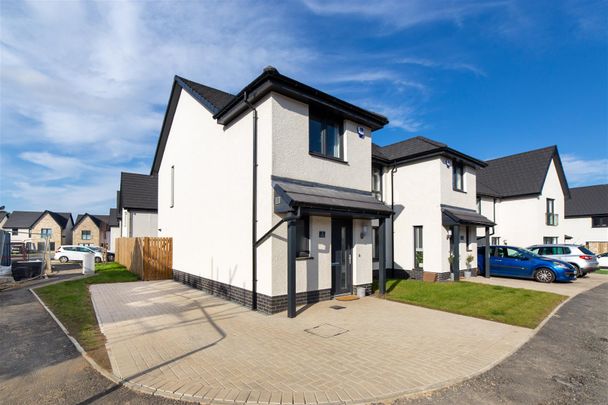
xmin=35 ymin=262 xmax=138 ymax=370
xmin=380 ymin=279 xmax=566 ymax=329
xmin=595 ymin=269 xmax=608 ymax=275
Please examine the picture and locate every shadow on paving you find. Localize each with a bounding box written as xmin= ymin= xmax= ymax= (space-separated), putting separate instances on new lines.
xmin=389 ymin=282 xmax=608 ymax=405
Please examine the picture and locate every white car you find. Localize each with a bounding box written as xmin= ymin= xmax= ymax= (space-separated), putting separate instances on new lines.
xmin=54 ymin=245 xmax=104 ymax=263
xmin=598 ymin=252 xmax=608 ymax=268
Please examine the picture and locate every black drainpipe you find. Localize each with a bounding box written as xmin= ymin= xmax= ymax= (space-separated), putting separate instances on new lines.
xmin=390 ymin=164 xmax=397 ymax=272
xmin=243 ymin=92 xmax=258 ymax=311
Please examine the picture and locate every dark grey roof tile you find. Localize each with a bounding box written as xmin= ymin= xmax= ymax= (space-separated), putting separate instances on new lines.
xmin=120 ymin=172 xmax=158 ymax=210
xmin=565 ymin=184 xmax=608 ymax=217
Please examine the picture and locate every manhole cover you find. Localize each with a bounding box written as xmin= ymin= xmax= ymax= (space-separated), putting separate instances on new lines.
xmin=305 ymin=323 xmax=349 ymax=338
xmin=330 ymin=305 xmax=346 ymax=310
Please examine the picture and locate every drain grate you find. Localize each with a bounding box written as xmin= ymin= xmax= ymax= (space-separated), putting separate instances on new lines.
xmin=305 ymin=323 xmax=349 ymax=338
xmin=330 ymin=305 xmax=346 ymax=310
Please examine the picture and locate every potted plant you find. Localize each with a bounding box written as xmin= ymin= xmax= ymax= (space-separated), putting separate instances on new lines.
xmin=465 ymin=254 xmax=474 ymax=278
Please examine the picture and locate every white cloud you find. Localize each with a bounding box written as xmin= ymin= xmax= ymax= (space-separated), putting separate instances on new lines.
xmin=397 ymin=57 xmax=486 ymax=77
xmin=561 ymin=154 xmax=608 ymax=186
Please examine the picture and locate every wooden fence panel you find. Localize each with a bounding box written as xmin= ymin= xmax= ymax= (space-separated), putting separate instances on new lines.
xmin=587 ymin=241 xmax=608 ymax=254
xmin=115 ymin=237 xmax=172 ymax=280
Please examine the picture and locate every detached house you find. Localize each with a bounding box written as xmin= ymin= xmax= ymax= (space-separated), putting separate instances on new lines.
xmin=2 ymin=210 xmax=73 ymax=249
xmin=563 ymin=185 xmax=608 ymax=251
xmin=118 ymin=172 xmax=158 ymax=238
xmin=372 ymin=137 xmax=494 ymax=280
xmin=476 ymin=146 xmax=570 ymax=247
xmin=152 ymin=67 xmax=391 ymax=316
xmin=107 ymin=208 xmax=121 ymax=253
xmin=73 ymin=214 xmax=109 ymax=247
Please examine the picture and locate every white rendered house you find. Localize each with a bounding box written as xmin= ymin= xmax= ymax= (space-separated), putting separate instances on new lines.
xmin=118 ymin=172 xmax=158 ymax=239
xmin=476 ymin=146 xmax=570 ymax=247
xmin=563 ymin=185 xmax=608 ymax=249
xmin=372 ymin=137 xmax=494 ymax=280
xmin=151 ymin=67 xmax=391 ymax=316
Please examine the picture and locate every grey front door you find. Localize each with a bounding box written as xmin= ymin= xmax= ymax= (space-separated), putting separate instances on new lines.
xmin=331 ymin=218 xmax=353 ymax=295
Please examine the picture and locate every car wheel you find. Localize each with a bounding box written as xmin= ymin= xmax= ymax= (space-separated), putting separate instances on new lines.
xmin=569 ymin=263 xmax=581 ymax=277
xmin=534 ymin=268 xmax=556 ymax=283
xmin=580 ymin=271 xmax=588 ymax=278
xmin=94 ymin=257 xmax=102 ymax=263
xmin=59 ymin=256 xmax=69 ymax=263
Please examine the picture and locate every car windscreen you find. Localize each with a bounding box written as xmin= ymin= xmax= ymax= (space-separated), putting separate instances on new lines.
xmin=578 ymin=246 xmax=596 ymax=255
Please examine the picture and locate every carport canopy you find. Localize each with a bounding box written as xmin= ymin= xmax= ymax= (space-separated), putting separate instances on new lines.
xmin=441 ymin=206 xmax=495 ymax=227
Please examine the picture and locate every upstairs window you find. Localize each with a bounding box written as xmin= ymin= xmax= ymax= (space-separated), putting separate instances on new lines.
xmin=476 ymin=198 xmax=481 ymax=214
xmin=81 ymin=230 xmax=92 ymax=240
xmin=372 ymin=166 xmax=382 ymax=201
xmin=546 ymin=198 xmax=558 ymax=226
xmin=40 ymin=228 xmax=52 ymax=238
xmin=452 ymin=161 xmax=464 ymax=191
xmin=309 ymin=111 xmax=343 ymax=160
xmin=592 ymin=216 xmax=608 ymax=228
xmin=11 ymin=228 xmax=18 ymax=236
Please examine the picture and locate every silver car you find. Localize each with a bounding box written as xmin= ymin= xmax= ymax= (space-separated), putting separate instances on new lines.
xmin=527 ymin=244 xmax=600 ymax=277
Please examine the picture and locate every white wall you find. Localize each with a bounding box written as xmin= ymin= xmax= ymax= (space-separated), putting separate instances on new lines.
xmin=127 ymin=210 xmax=158 ymax=237
xmin=158 ymin=88 xmax=272 ymax=295
xmin=563 ymin=217 xmax=608 ymax=245
xmin=109 ymin=226 xmax=120 ymax=252
xmin=3 ymin=228 xmax=29 ymax=242
xmin=479 ymin=160 xmax=567 ymax=247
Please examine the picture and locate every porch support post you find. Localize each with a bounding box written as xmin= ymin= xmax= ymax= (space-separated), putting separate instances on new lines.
xmin=378 ymin=217 xmax=386 ymax=296
xmin=287 ymin=218 xmax=297 ymax=318
xmin=484 ymin=226 xmax=490 ymax=278
xmin=452 ymin=225 xmax=460 ymax=281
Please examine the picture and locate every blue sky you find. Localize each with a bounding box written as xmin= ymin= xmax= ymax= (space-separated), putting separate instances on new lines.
xmin=1 ymin=0 xmax=607 ymax=214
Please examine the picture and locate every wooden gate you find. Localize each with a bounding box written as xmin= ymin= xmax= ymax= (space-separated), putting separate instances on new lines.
xmin=115 ymin=237 xmax=173 ymax=280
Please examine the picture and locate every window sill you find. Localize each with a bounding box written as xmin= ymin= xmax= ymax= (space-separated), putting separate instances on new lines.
xmin=452 ymin=188 xmax=467 ymax=194
xmin=296 ymin=256 xmax=314 ymax=261
xmin=309 ymin=152 xmax=348 ymax=165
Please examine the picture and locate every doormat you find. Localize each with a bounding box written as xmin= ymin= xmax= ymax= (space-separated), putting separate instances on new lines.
xmin=335 ymin=295 xmax=359 ymax=301
xmin=305 ymin=323 xmax=349 ymax=338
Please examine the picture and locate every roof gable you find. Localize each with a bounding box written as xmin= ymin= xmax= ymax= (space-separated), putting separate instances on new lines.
xmin=565 ymin=184 xmax=608 ymax=217
xmin=74 ymin=213 xmax=109 ymax=229
xmin=120 ymin=172 xmax=158 ymax=210
xmin=476 ymin=146 xmax=570 ymax=198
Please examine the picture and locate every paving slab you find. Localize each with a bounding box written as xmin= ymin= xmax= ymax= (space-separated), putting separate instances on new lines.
xmin=91 ymin=280 xmax=533 ymax=404
xmin=467 ymin=272 xmax=607 ymax=296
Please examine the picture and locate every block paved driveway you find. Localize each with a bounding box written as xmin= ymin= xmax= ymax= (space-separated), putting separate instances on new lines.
xmin=91 ymin=281 xmax=532 ymax=404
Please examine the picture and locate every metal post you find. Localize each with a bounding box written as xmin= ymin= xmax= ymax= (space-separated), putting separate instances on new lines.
xmin=287 ymin=218 xmax=297 ymax=318
xmin=378 ymin=217 xmax=386 ymax=295
xmin=484 ymin=226 xmax=490 ymax=278
xmin=452 ymin=225 xmax=460 ymax=281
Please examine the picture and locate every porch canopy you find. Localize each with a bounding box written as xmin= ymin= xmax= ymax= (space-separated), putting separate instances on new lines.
xmin=441 ymin=205 xmax=494 ymax=281
xmin=273 ymin=179 xmax=392 ymax=218
xmin=272 ymin=178 xmax=392 ymax=318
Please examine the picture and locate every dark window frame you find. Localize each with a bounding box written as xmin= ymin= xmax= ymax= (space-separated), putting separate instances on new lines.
xmin=296 ymin=216 xmax=310 ymax=258
xmin=372 ymin=226 xmax=379 ymax=262
xmin=452 ymin=160 xmax=465 ymax=191
xmin=309 ymin=110 xmax=344 ymax=161
xmin=592 ymin=215 xmax=608 ymax=228
xmin=466 ymin=226 xmax=472 ymax=251
xmin=11 ymin=228 xmax=18 ymax=236
xmin=81 ymin=230 xmax=92 ymax=241
xmin=414 ymin=226 xmax=423 ymax=269
xmin=372 ymin=166 xmax=383 ymax=201
xmin=40 ymin=228 xmax=52 ymax=238
xmin=546 ymin=198 xmax=558 ymax=226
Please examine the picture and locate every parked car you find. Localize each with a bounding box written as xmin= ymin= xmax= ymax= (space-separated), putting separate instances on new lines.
xmin=478 ymin=245 xmax=576 ymax=283
xmin=54 ymin=245 xmax=104 ymax=263
xmin=527 ymin=244 xmax=600 ymax=277
xmin=597 ymin=252 xmax=608 ymax=268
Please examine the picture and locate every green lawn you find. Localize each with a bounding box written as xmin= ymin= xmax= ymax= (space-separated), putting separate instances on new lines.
xmin=35 ymin=262 xmax=138 ymax=369
xmin=381 ymin=279 xmax=566 ymax=329
xmin=596 ymin=269 xmax=608 ymax=275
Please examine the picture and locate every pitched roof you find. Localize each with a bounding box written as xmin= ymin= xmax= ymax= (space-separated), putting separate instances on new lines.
xmin=120 ymin=172 xmax=158 ymax=210
xmin=3 ymin=210 xmax=72 ymax=229
xmin=0 ymin=211 xmax=8 ymax=222
xmin=75 ymin=214 xmax=109 ymax=228
xmin=3 ymin=211 xmax=43 ymax=228
xmin=175 ymin=76 xmax=235 ymax=114
xmin=372 ymin=136 xmax=486 ymax=167
xmin=476 ymin=146 xmax=570 ymax=198
xmin=565 ymin=184 xmax=608 ymax=217
xmin=108 ymin=208 xmax=120 ymax=227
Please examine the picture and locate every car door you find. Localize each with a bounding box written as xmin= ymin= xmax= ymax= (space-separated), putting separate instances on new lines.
xmin=490 ymin=247 xmax=510 ymax=276
xmin=496 ymin=247 xmax=530 ymax=278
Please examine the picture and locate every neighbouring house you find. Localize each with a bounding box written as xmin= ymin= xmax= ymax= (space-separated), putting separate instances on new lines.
xmin=476 ymin=146 xmax=570 ymax=247
xmin=152 ymin=66 xmax=391 ymax=316
xmin=72 ymin=214 xmax=110 ymax=247
xmin=0 ymin=211 xmax=8 ymax=228
xmin=563 ymin=184 xmax=608 ymax=252
xmin=372 ymin=137 xmax=494 ymax=281
xmin=2 ymin=210 xmax=73 ymax=249
xmin=118 ymin=172 xmax=158 ymax=238
xmin=107 ymin=207 xmax=121 ymax=253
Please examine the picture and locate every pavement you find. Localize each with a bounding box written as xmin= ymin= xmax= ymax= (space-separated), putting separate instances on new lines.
xmin=90 ymin=280 xmax=532 ymax=404
xmin=467 ymin=271 xmax=607 ymax=297
xmin=0 ymin=267 xmax=184 ymax=405
xmin=392 ymin=281 xmax=608 ymax=404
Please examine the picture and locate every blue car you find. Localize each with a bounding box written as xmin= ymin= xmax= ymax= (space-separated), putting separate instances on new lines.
xmin=477 ymin=245 xmax=576 ymax=283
